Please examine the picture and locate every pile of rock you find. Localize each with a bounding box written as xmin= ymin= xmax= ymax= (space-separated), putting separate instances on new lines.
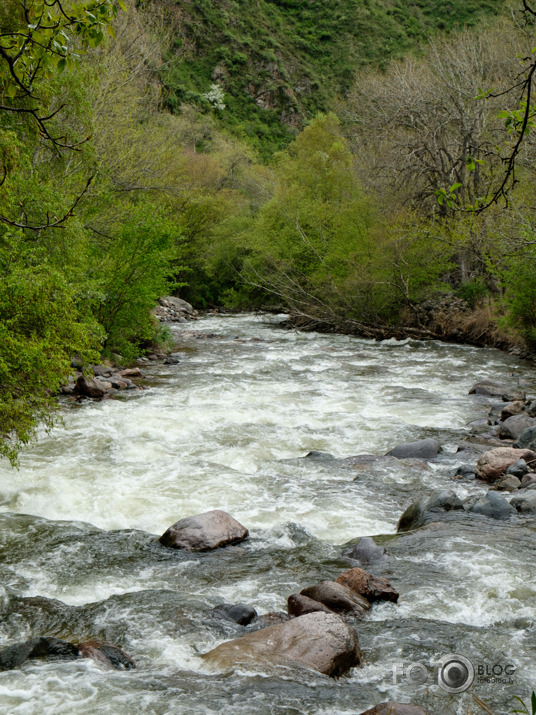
xmin=158 ymin=509 xmax=399 ymax=678
xmin=452 ymin=379 xmax=536 ymax=513
xmin=60 ymin=365 xmax=145 ymax=400
xmin=153 ymin=296 xmax=198 ymax=323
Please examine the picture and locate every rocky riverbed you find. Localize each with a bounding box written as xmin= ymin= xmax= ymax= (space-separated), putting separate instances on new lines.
xmin=0 ymin=312 xmax=535 ymax=714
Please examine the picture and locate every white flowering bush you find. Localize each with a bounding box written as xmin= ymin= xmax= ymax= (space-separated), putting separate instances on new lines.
xmin=203 ymin=83 xmax=226 ymax=111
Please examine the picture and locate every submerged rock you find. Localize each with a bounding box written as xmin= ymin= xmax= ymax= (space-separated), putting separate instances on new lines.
xmin=469 ymin=381 xmax=524 ymax=401
xmin=212 ymin=603 xmax=257 ymax=626
xmin=159 ymin=510 xmax=249 ymax=551
xmin=300 ymin=581 xmax=370 ymax=617
xmin=385 ymin=438 xmax=442 ymax=460
xmin=78 ymin=640 xmax=135 ymax=670
xmin=0 ymin=637 xmax=79 ymax=671
xmin=202 ymin=611 xmax=362 ymax=677
xmin=359 ymin=704 xmax=429 ymax=715
xmin=336 ymin=568 xmax=399 ymax=603
xmin=342 ymin=536 xmax=385 ymax=565
xmin=475 ymin=448 xmax=536 ymax=482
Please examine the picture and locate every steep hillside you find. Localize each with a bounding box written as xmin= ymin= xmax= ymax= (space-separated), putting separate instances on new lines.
xmin=156 ymin=0 xmax=506 ymax=156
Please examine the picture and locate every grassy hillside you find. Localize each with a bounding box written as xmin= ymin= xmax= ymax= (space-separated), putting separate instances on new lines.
xmin=157 ymin=0 xmax=506 ymax=157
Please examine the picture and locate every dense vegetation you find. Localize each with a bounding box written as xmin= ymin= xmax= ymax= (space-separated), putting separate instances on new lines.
xmin=2 ymin=0 xmax=536 ymax=462
xmin=158 ymin=0 xmax=506 ymax=157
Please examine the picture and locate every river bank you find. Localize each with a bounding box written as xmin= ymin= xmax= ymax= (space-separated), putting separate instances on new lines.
xmin=0 ymin=313 xmax=535 ymax=714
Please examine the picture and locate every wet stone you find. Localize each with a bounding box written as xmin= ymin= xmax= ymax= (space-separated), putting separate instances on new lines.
xmin=212 ymin=603 xmax=257 ymax=626
xmin=342 ymin=536 xmax=385 ymax=565
xmin=159 ymin=510 xmax=249 ymax=552
xmin=300 ymin=581 xmax=371 ymax=617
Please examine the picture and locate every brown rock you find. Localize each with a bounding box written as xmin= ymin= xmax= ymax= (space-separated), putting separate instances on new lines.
xmin=159 ymin=510 xmax=248 ymax=551
xmin=359 ymin=703 xmax=429 ymax=715
xmin=492 ymin=474 xmax=521 ymax=492
xmin=119 ymin=367 xmax=143 ymax=378
xmin=287 ymin=593 xmax=333 ymax=617
xmin=336 ymin=568 xmax=399 ymax=603
xmin=78 ymin=640 xmax=135 ymax=670
xmin=202 ymin=611 xmax=362 ymax=677
xmin=475 ymin=448 xmax=536 ymax=482
xmin=500 ymin=401 xmax=525 ymax=421
xmin=521 ymin=473 xmax=536 ymax=488
xmin=300 ymin=581 xmax=370 ymax=617
xmin=75 ymin=375 xmax=107 ymax=398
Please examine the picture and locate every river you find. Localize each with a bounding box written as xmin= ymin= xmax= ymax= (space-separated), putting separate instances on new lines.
xmin=0 ymin=313 xmax=535 ymax=714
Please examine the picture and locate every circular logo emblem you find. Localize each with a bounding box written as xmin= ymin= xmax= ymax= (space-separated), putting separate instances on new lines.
xmin=436 ymin=653 xmax=475 ymax=693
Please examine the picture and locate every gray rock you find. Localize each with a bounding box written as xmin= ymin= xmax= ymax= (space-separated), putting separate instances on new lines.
xmin=521 ymin=473 xmax=536 ymax=488
xmin=0 ymin=637 xmax=79 ymax=671
xmin=469 ymin=491 xmax=514 ymax=519
xmin=212 ymin=603 xmax=257 ymax=626
xmin=91 ymin=364 xmax=114 ymax=377
xmin=527 ymin=401 xmax=536 ymax=418
xmin=505 ymin=459 xmax=530 ymax=478
xmin=202 ymin=611 xmax=362 ymax=677
xmin=397 ymin=491 xmax=463 ymax=532
xmin=75 ymin=375 xmax=107 ymax=399
xmin=498 ymin=414 xmax=536 ymax=440
xmin=343 ymin=537 xmax=385 ymax=564
xmin=469 ymin=381 xmax=524 ymax=401
xmin=511 ymin=491 xmax=536 ymax=513
xmin=453 ymin=464 xmax=476 ymax=480
xmin=514 ymin=426 xmax=536 ymax=452
xmin=385 ymin=438 xmax=442 ymax=460
xmin=159 ymin=510 xmax=249 ymax=552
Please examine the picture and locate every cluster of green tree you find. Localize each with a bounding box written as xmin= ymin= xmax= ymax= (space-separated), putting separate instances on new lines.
xmin=156 ymin=0 xmax=505 ymax=158
xmin=2 ymin=0 xmax=536 ymax=464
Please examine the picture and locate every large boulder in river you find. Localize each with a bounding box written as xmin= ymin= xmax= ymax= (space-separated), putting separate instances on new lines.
xmin=359 ymin=704 xmax=429 ymax=715
xmin=202 ymin=611 xmax=362 ymax=677
xmin=75 ymin=375 xmax=108 ymax=398
xmin=336 ymin=568 xmax=399 ymax=603
xmin=475 ymin=448 xmax=536 ymax=482
xmin=0 ymin=637 xmax=79 ymax=671
xmin=385 ymin=438 xmax=442 ymax=461
xmin=159 ymin=510 xmax=248 ymax=551
xmin=497 ymin=414 xmax=536 ymax=440
xmin=300 ymin=581 xmax=370 ymax=617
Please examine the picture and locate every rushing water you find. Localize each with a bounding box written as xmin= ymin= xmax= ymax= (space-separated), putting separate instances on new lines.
xmin=0 ymin=313 xmax=535 ymax=714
